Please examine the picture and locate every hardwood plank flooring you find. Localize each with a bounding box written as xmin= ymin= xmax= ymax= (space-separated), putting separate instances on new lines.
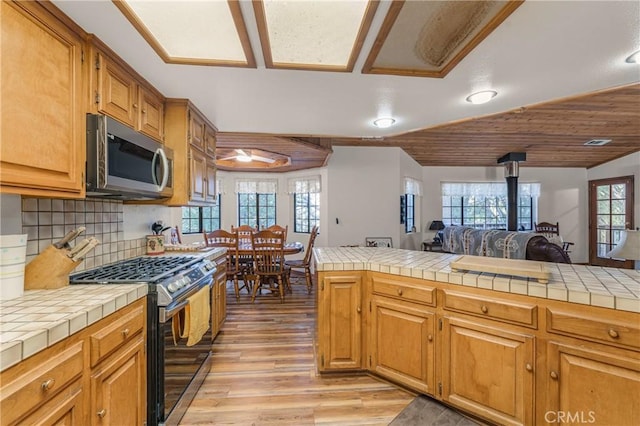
xmin=180 ymin=276 xmax=415 ymax=425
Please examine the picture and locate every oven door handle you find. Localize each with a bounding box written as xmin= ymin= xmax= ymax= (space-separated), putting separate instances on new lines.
xmin=159 ymin=299 xmax=189 ymax=323
xmin=158 ymin=276 xmax=214 ymax=323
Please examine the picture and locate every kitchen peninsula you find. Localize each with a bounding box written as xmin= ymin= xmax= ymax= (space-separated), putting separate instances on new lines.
xmin=314 ymin=247 xmax=640 ymax=426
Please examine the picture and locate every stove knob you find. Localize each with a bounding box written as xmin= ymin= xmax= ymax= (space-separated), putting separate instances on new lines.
xmin=167 ymin=282 xmax=179 ymax=293
xmin=176 ymin=278 xmax=186 ymax=289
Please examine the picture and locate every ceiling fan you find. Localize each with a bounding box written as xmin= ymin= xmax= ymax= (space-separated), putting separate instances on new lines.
xmin=219 ymin=149 xmax=276 ymax=164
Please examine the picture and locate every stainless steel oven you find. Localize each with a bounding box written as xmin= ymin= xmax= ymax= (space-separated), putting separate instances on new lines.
xmin=70 ymin=255 xmax=216 ymax=426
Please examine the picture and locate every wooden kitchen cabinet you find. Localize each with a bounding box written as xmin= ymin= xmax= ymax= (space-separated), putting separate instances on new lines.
xmin=370 ymin=295 xmax=435 ymax=394
xmin=164 ymin=99 xmax=218 ymax=206
xmin=317 ymin=272 xmax=363 ymax=371
xmin=90 ymin=37 xmax=165 ymax=142
xmin=543 ymin=306 xmax=640 ymax=426
xmin=441 ymin=317 xmax=535 ymax=426
xmin=90 ymin=336 xmax=146 ymax=426
xmin=0 ymin=0 xmax=86 ymax=198
xmin=212 ymin=256 xmax=228 ymax=338
xmin=0 ymin=341 xmax=85 ymax=425
xmin=545 ymin=341 xmax=639 ymax=426
xmin=0 ymin=298 xmax=146 ymax=425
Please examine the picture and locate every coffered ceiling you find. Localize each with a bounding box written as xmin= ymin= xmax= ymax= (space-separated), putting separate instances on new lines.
xmin=52 ymin=0 xmax=640 ymax=170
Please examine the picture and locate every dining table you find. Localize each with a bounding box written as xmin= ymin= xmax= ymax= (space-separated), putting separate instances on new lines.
xmin=236 ymin=241 xmax=304 ymax=256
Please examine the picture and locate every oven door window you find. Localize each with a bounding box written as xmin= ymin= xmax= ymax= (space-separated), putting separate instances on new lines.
xmin=161 ymin=307 xmax=212 ymax=419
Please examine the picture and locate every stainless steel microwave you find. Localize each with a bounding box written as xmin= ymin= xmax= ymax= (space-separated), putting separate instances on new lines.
xmin=86 ymin=114 xmax=173 ymax=200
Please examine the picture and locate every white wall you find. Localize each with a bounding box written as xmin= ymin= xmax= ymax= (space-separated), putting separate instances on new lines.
xmin=587 ymin=152 xmax=640 ymax=228
xmin=422 ymin=166 xmax=589 ymax=263
xmin=326 ymin=146 xmax=402 ymax=248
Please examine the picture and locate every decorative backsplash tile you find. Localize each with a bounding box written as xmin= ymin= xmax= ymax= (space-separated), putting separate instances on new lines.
xmin=22 ymin=198 xmax=146 ymax=271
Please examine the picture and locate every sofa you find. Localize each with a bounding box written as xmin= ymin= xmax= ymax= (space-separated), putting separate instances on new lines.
xmin=442 ymin=226 xmax=571 ymax=264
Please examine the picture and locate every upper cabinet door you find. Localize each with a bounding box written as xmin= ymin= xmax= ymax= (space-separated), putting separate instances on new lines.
xmin=205 ymin=125 xmax=217 ymax=157
xmin=189 ymin=112 xmax=206 ymax=152
xmin=95 ymin=52 xmax=137 ymax=129
xmin=138 ymin=85 xmax=164 ymax=142
xmin=0 ymin=1 xmax=85 ymax=198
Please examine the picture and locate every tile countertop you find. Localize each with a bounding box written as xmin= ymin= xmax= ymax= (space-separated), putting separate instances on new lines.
xmin=0 ymin=284 xmax=148 ymax=372
xmin=0 ymin=248 xmax=226 ymax=373
xmin=313 ymin=247 xmax=640 ymax=314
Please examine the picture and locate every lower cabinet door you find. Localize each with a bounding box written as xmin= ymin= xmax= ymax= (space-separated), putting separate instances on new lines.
xmin=91 ymin=336 xmax=146 ymax=426
xmin=370 ymin=296 xmax=435 ymax=394
xmin=546 ymin=341 xmax=640 ymax=426
xmin=19 ymin=379 xmax=84 ymax=426
xmin=318 ymin=273 xmax=362 ymax=371
xmin=441 ymin=317 xmax=534 ymax=426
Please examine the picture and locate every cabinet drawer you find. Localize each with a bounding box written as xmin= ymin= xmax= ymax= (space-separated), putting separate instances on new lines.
xmin=90 ymin=304 xmax=144 ymax=366
xmin=372 ymin=277 xmax=435 ymax=306
xmin=442 ymin=290 xmax=537 ymax=328
xmin=547 ymin=308 xmax=640 ymax=350
xmin=0 ymin=341 xmax=83 ymax=425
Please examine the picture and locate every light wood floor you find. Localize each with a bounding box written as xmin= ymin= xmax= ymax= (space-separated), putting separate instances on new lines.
xmin=179 ymin=276 xmax=415 ymax=425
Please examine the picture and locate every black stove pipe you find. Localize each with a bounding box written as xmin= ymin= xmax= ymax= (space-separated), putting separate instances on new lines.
xmin=506 ymin=175 xmax=518 ymax=231
xmin=498 ymin=153 xmax=526 ymax=232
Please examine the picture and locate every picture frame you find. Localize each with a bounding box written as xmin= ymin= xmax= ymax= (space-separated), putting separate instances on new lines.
xmin=365 ymin=237 xmax=393 ymax=248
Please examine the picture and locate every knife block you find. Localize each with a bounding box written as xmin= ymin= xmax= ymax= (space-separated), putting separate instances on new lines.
xmin=24 ymin=245 xmax=82 ymax=290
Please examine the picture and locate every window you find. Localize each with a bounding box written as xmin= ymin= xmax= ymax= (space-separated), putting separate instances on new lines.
xmin=181 ymin=201 xmax=221 ymax=234
xmin=441 ymin=182 xmax=539 ymax=230
xmin=238 ymin=193 xmax=276 ymax=229
xmin=289 ymin=176 xmax=321 ymax=233
xmin=235 ymin=179 xmax=278 ymax=229
xmin=294 ymin=193 xmax=319 ymax=233
xmin=403 ymin=177 xmax=421 ymax=233
xmin=404 ymin=194 xmax=415 ymax=233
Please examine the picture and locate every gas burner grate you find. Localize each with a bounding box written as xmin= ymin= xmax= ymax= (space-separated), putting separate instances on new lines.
xmin=70 ymin=255 xmax=200 ymax=283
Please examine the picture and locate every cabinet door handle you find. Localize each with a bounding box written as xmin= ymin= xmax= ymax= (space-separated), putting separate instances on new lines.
xmin=397 ymin=288 xmax=403 ymax=296
xmin=356 ymin=306 xmax=361 ymax=314
xmin=480 ymin=305 xmax=488 ymax=314
xmin=142 ymin=108 xmax=147 ymax=114
xmin=550 ymin=371 xmax=558 ymax=380
xmin=97 ymin=409 xmax=107 ymax=418
xmin=428 ymin=334 xmax=433 ymax=342
xmin=608 ymin=329 xmax=619 ymax=339
xmin=525 ymin=363 xmax=533 ymax=372
xmin=121 ymin=328 xmax=130 ymax=338
xmin=41 ymin=379 xmax=55 ymax=391
xmin=133 ymin=103 xmax=138 ymax=109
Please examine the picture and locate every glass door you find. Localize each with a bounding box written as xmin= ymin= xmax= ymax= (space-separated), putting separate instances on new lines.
xmin=589 ymin=176 xmax=634 ymax=267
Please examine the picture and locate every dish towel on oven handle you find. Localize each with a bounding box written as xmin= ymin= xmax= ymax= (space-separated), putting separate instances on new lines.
xmin=182 ymin=285 xmax=211 ymax=346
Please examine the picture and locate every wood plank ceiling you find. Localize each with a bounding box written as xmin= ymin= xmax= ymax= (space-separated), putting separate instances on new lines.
xmin=218 ymin=83 xmax=640 ymax=170
xmin=329 ymin=84 xmax=640 ymax=168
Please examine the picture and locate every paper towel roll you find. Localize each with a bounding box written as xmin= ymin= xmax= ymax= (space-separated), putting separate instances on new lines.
xmin=0 ymin=234 xmax=28 ymax=301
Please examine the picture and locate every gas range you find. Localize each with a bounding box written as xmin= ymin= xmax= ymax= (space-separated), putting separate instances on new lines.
xmin=69 ymin=255 xmax=217 ymax=306
xmin=69 ymin=254 xmax=218 ymax=425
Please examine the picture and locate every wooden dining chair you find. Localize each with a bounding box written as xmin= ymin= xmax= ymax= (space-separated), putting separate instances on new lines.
xmin=204 ymin=229 xmax=250 ymax=300
xmin=265 ymin=224 xmax=288 ymax=241
xmin=250 ymin=230 xmax=288 ymax=303
xmin=534 ymin=221 xmax=574 ymax=254
xmin=285 ymin=225 xmax=318 ymax=294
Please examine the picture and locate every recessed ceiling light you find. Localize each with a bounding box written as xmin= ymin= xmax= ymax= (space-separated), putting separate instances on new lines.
xmin=625 ymin=50 xmax=640 ymax=63
xmin=236 ymin=154 xmax=252 ymax=162
xmin=373 ymin=117 xmax=396 ymax=128
xmin=466 ymin=90 xmax=498 ymax=105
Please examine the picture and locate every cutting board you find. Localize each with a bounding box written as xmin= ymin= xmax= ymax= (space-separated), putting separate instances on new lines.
xmin=450 ymin=255 xmax=551 ymax=284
